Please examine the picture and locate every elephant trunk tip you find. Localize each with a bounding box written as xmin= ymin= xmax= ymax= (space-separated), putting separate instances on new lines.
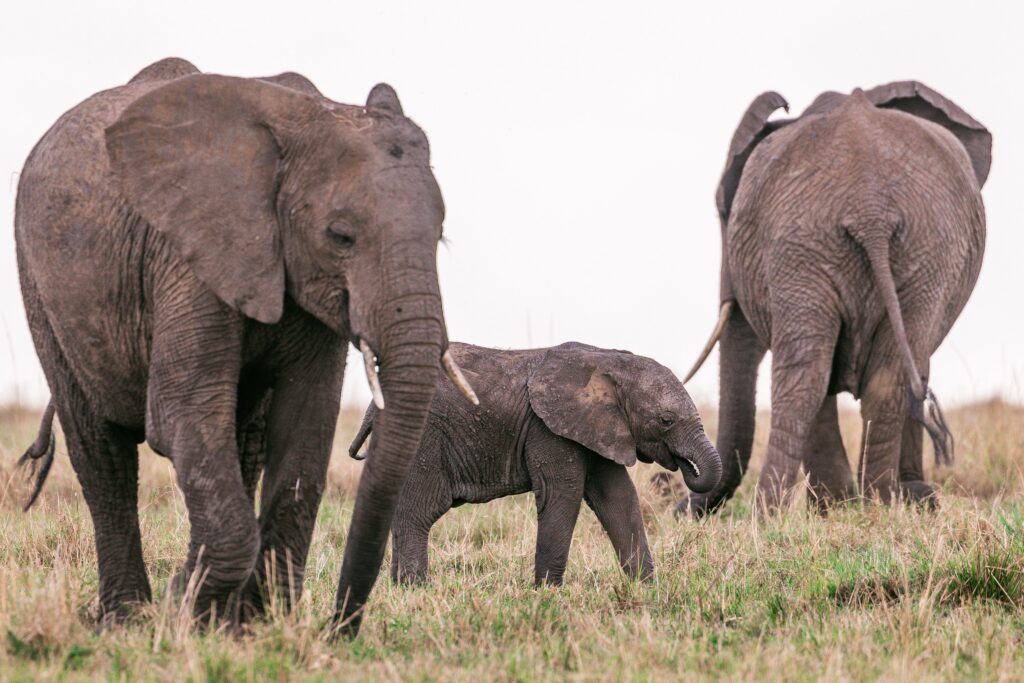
xmin=678 ymin=439 xmax=722 ymax=494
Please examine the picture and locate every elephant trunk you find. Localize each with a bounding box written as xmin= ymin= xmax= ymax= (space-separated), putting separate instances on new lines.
xmin=677 ymin=430 xmax=722 ymax=494
xmin=332 ymin=243 xmax=448 ymax=636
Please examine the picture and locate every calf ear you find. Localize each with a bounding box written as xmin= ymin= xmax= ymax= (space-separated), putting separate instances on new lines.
xmin=106 ymin=74 xmax=316 ymax=323
xmin=715 ymin=92 xmax=790 ymax=301
xmin=867 ymin=81 xmax=992 ymax=187
xmin=527 ymin=346 xmax=636 ymax=466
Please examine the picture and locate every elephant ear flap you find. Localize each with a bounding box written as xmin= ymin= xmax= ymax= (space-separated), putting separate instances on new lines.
xmin=367 ymin=83 xmax=404 ymax=116
xmin=716 ymin=91 xmax=790 ymax=224
xmin=527 ymin=345 xmax=636 ymax=467
xmin=867 ymin=81 xmax=992 ymax=188
xmin=106 ymin=74 xmax=299 ymax=323
xmin=715 ymin=91 xmax=790 ymax=301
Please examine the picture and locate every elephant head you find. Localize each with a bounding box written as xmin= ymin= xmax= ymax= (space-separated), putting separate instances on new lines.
xmin=527 ymin=344 xmax=721 ymax=493
xmin=103 ymin=73 xmax=476 ymax=632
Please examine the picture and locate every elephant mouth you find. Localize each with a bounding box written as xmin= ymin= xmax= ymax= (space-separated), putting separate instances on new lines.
xmin=676 ymin=455 xmax=701 ymax=480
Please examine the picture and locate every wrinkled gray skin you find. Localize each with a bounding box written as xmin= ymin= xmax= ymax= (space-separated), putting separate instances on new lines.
xmin=349 ymin=342 xmax=721 ymax=585
xmin=681 ymin=82 xmax=990 ymax=515
xmin=16 ymin=58 xmax=464 ymax=635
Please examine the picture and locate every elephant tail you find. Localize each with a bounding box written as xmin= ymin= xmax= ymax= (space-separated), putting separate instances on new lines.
xmin=17 ymin=399 xmax=58 ymax=510
xmin=853 ymin=229 xmax=954 ymax=466
xmin=347 ymin=403 xmax=377 ymax=461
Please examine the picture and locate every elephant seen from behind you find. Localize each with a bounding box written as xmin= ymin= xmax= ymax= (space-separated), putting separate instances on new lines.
xmin=682 ymin=82 xmax=990 ymax=515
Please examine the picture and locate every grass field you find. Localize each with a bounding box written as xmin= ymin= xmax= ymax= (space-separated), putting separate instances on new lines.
xmin=0 ymin=399 xmax=1022 ymax=681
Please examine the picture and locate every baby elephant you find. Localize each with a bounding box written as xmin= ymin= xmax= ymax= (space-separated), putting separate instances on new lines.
xmin=349 ymin=342 xmax=722 ymax=586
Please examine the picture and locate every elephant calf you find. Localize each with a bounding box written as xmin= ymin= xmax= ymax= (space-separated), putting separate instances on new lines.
xmin=349 ymin=342 xmax=721 ymax=586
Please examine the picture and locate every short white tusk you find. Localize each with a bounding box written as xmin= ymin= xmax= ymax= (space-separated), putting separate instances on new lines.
xmin=360 ymin=339 xmax=385 ymax=410
xmin=684 ymin=458 xmax=701 ymax=477
xmin=442 ymin=349 xmax=479 ymax=406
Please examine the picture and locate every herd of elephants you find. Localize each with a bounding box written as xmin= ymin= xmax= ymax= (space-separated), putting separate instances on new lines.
xmin=11 ymin=57 xmax=990 ymax=636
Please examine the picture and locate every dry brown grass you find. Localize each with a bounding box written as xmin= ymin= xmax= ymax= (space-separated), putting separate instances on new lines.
xmin=0 ymin=400 xmax=1021 ymax=681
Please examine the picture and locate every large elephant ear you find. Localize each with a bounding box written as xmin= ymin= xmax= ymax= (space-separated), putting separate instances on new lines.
xmin=716 ymin=92 xmax=790 ymax=224
xmin=527 ymin=344 xmax=636 ymax=466
xmin=106 ymin=74 xmax=313 ymax=323
xmin=715 ymin=91 xmax=790 ymax=301
xmin=866 ymin=80 xmax=992 ymax=187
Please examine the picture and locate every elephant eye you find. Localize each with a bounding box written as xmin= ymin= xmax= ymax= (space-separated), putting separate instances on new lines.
xmin=659 ymin=413 xmax=676 ymax=428
xmin=327 ymin=221 xmax=356 ymax=249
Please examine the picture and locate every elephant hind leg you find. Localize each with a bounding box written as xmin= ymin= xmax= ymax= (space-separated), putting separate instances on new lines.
xmin=57 ymin=385 xmax=151 ymax=622
xmin=804 ymin=395 xmax=856 ymax=513
xmin=898 ymin=410 xmax=938 ymax=509
xmin=22 ymin=274 xmax=150 ymax=622
xmin=756 ymin=307 xmax=840 ymax=512
xmin=858 ymin=367 xmax=911 ymax=505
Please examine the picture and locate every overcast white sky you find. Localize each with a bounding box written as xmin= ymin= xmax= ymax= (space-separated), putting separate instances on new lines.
xmin=2 ymin=0 xmax=1022 ymax=409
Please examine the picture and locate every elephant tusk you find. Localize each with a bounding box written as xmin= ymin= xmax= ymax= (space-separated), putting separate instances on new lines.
xmin=683 ymin=300 xmax=734 ymax=384
xmin=683 ymin=458 xmax=701 ymax=477
xmin=360 ymin=339 xmax=385 ymax=410
xmin=442 ymin=349 xmax=479 ymax=406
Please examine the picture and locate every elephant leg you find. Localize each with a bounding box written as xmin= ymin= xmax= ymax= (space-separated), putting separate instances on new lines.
xmin=804 ymin=395 xmax=855 ymax=512
xmin=898 ymin=414 xmax=937 ymax=508
xmin=61 ymin=403 xmax=150 ymax=622
xmin=857 ymin=362 xmax=910 ymax=505
xmin=897 ymin=356 xmax=938 ymax=508
xmin=241 ymin=328 xmax=346 ymax=617
xmin=529 ymin=431 xmax=587 ymax=587
xmin=756 ymin=307 xmax=839 ymax=513
xmin=683 ymin=303 xmax=767 ymax=517
xmin=583 ymin=458 xmax=653 ymax=581
xmin=20 ymin=288 xmax=150 ymax=622
xmin=148 ymin=297 xmax=258 ymax=622
xmin=390 ymin=464 xmax=450 ymax=585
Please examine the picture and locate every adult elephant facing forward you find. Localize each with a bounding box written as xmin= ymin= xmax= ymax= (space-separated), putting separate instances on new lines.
xmin=15 ymin=58 xmax=476 ymax=635
xmin=681 ymin=82 xmax=990 ymax=515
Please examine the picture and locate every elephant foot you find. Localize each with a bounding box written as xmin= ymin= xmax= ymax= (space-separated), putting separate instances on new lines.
xmin=392 ymin=570 xmax=430 ymax=587
xmin=807 ymin=486 xmax=858 ymax=516
xmin=169 ymin=566 xmax=251 ymax=627
xmin=899 ymin=480 xmax=939 ymax=510
xmin=96 ymin=594 xmax=150 ymax=631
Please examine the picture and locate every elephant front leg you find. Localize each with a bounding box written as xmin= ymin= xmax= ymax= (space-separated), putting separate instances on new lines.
xmin=240 ymin=331 xmax=346 ymax=617
xmin=148 ymin=301 xmax=258 ymax=622
xmin=682 ymin=303 xmax=766 ymax=517
xmin=804 ymin=395 xmax=856 ymax=513
xmin=528 ymin=433 xmax=587 ymax=586
xmin=583 ymin=458 xmax=653 ymax=581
